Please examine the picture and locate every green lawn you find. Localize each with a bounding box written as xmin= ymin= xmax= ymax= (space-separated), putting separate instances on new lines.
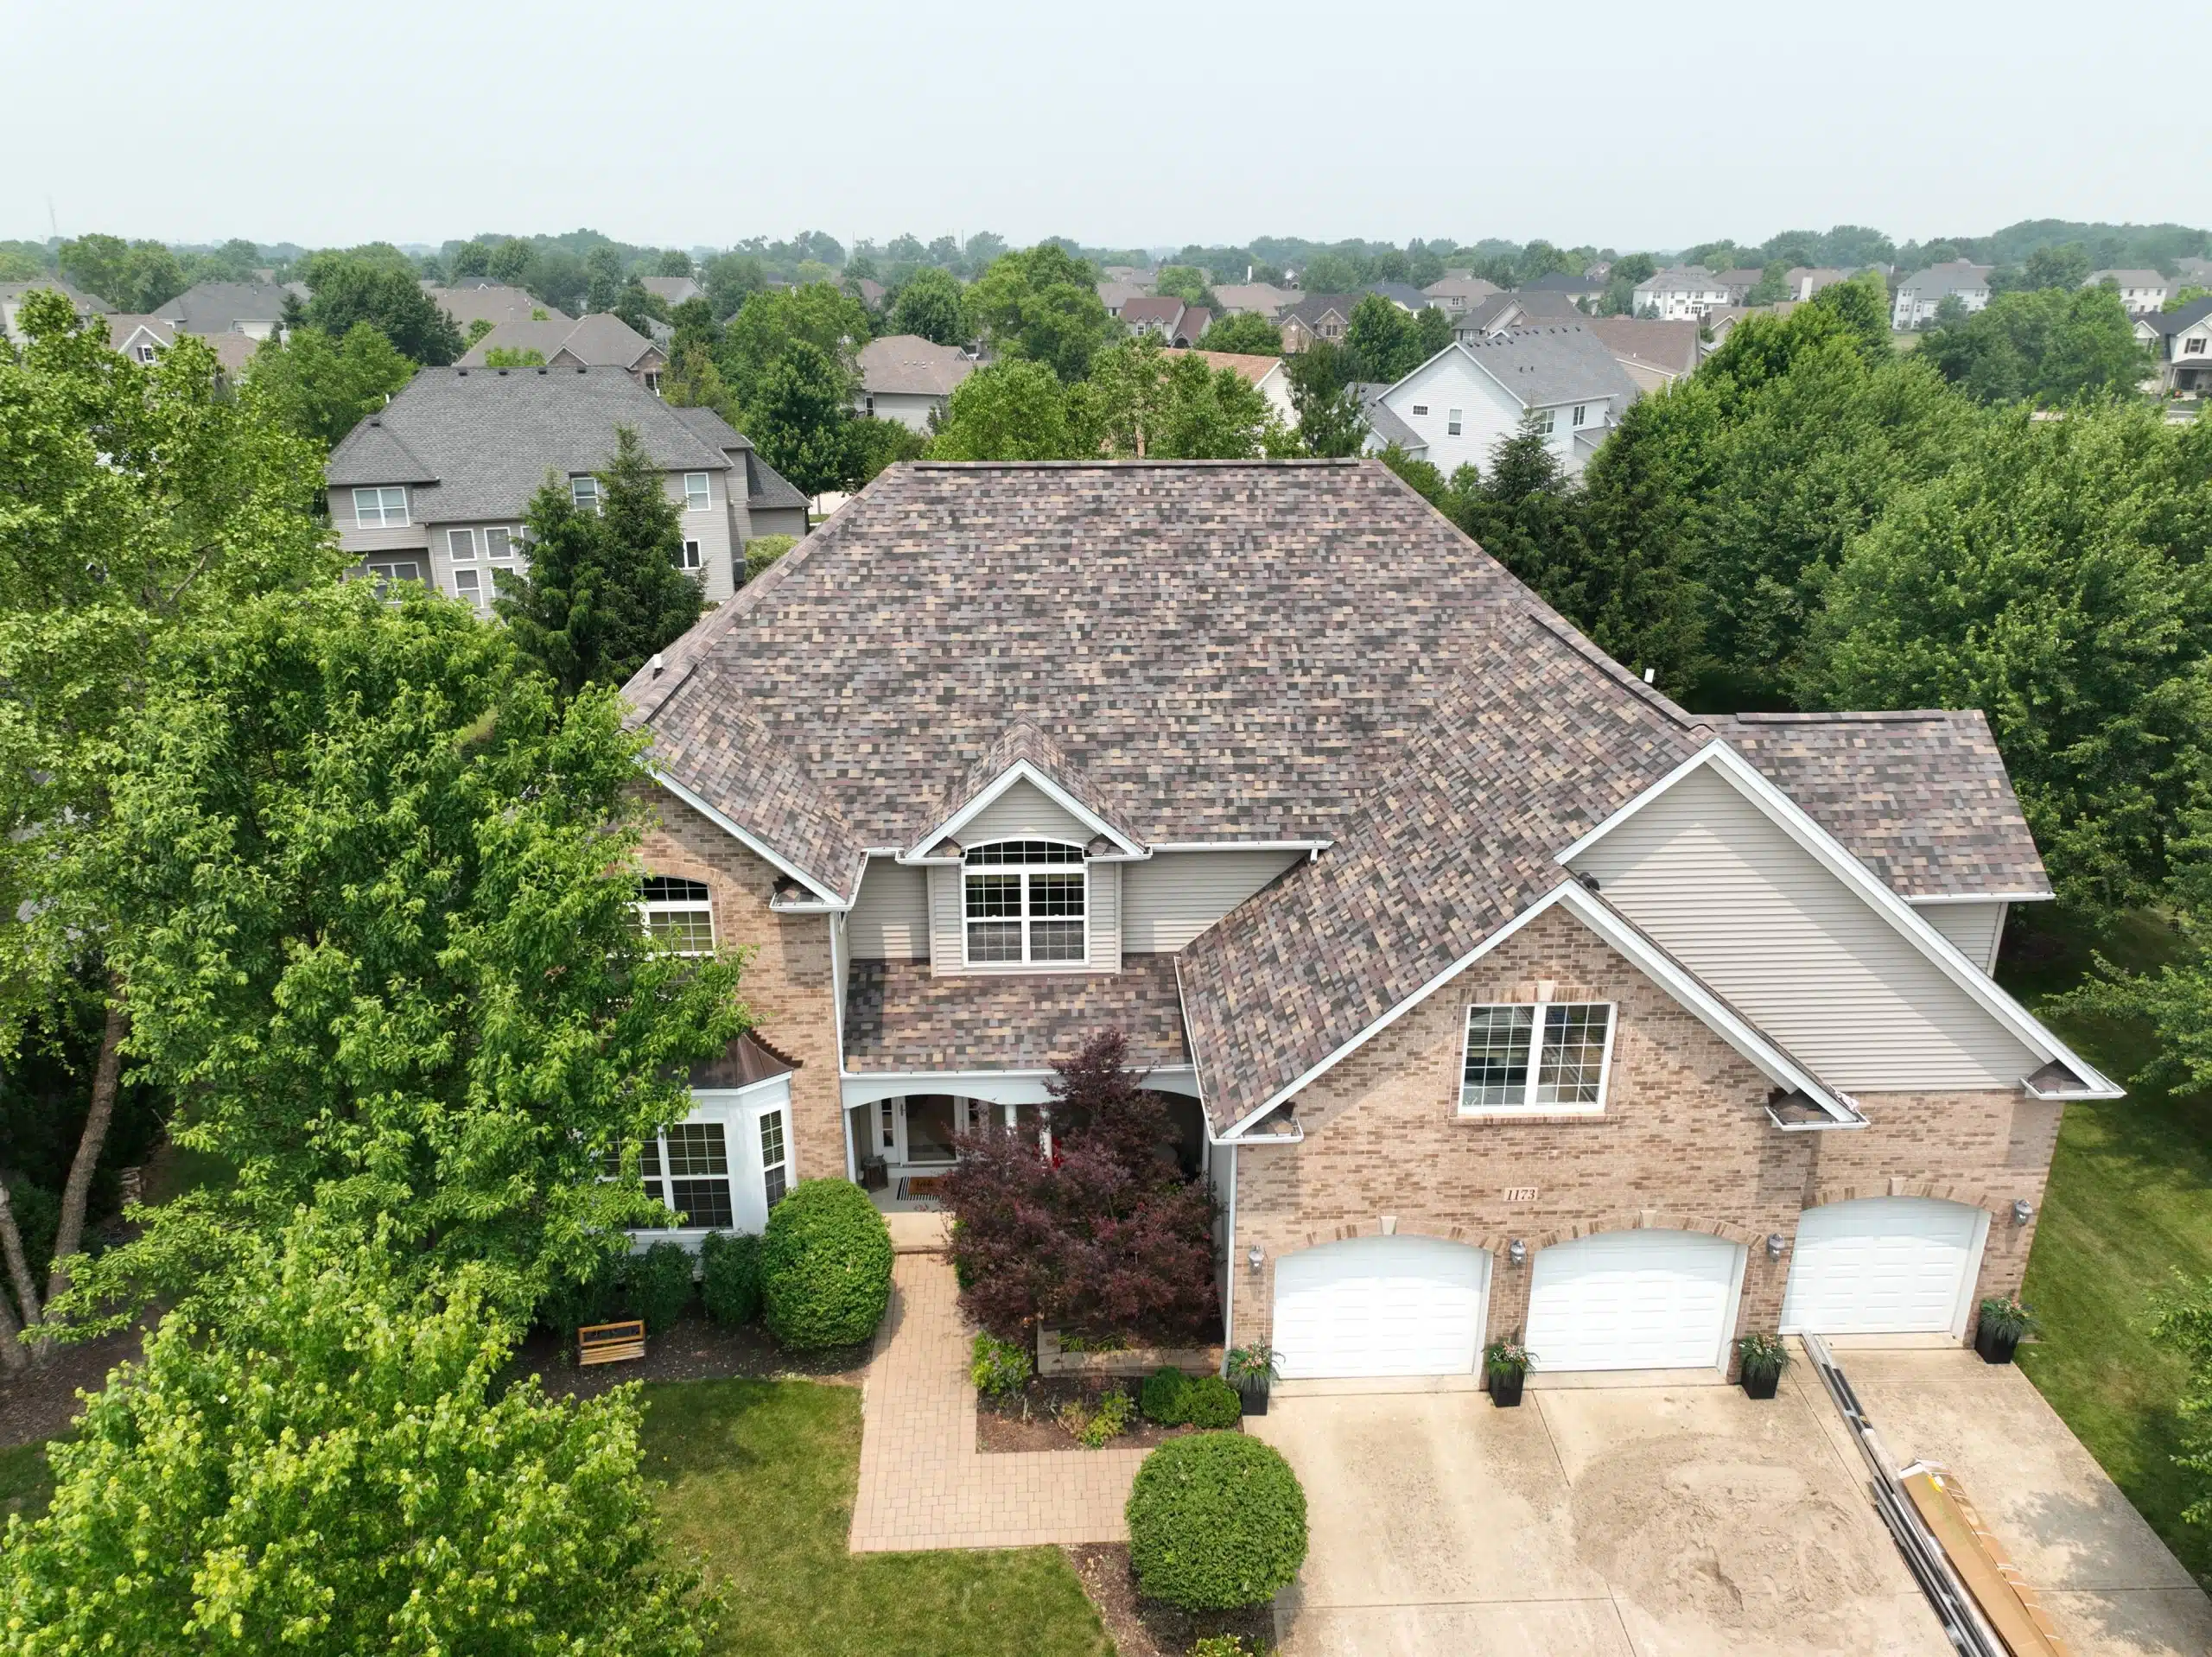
xmin=640 ymin=1379 xmax=1112 ymax=1657
xmin=2002 ymin=910 xmax=2212 ymax=1585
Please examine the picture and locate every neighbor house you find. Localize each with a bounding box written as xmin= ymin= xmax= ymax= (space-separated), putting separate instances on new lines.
xmin=1450 ymin=290 xmax=1585 ymax=341
xmin=1276 ymin=287 xmax=1430 ymax=352
xmin=855 ymin=333 xmax=976 ymax=430
xmin=642 ymin=276 xmax=703 ymax=308
xmin=1518 ymin=270 xmax=1605 ymax=308
xmin=1630 ymin=266 xmax=1732 ymax=321
xmin=102 ymin=314 xmax=259 ymax=375
xmin=2084 ymin=270 xmax=2171 ymax=314
xmin=2138 ymin=296 xmax=2212 ymax=395
xmin=1210 ymin=281 xmax=1299 ymax=318
xmin=155 ymin=279 xmax=293 ymax=340
xmin=1096 ymin=281 xmax=1148 ymax=317
xmin=1362 ymin=325 xmax=1642 ymax=477
xmin=1119 ymin=296 xmax=1212 ymax=346
xmin=0 ymin=276 xmax=109 ymax=345
xmin=618 ymin=458 xmax=2109 ymax=1382
xmin=426 ymin=283 xmax=569 ymax=332
xmin=458 ymin=312 xmax=667 ymax=390
xmin=1164 ymin=347 xmax=1295 ymax=424
xmin=1421 ymin=275 xmax=1503 ymax=314
xmin=1583 ymin=314 xmax=1702 ymax=392
xmin=1891 ymin=261 xmax=1993 ymax=329
xmin=325 ymin=365 xmax=807 ymax=608
xmin=1785 ymin=267 xmax=1853 ymax=301
xmin=1700 ymin=302 xmax=1803 ymax=353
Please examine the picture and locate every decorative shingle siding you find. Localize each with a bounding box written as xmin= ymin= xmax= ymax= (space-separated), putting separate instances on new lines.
xmin=1229 ymin=906 xmax=2053 ymax=1356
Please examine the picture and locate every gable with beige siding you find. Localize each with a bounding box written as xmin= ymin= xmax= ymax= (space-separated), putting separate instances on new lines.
xmin=846 ymin=858 xmax=930 ymax=961
xmin=1122 ymin=850 xmax=1305 ymax=952
xmin=1914 ymin=899 xmax=2011 ymax=975
xmin=1568 ymin=763 xmax=2041 ymax=1090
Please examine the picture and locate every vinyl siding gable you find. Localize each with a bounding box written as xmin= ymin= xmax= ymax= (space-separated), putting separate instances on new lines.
xmin=1915 ymin=900 xmax=2008 ymax=976
xmin=960 ymin=778 xmax=1095 ymax=846
xmin=1122 ymin=850 xmax=1304 ymax=952
xmin=847 ymin=858 xmax=930 ymax=961
xmin=1567 ymin=765 xmax=2040 ymax=1090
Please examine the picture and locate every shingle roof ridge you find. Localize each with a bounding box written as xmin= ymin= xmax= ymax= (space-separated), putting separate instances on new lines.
xmin=1726 ymin=708 xmax=1967 ymax=724
xmin=906 ymin=457 xmax=1361 ymax=471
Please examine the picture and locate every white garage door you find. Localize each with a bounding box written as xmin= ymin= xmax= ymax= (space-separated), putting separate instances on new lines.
xmin=1781 ymin=1197 xmax=1987 ymax=1336
xmin=1271 ymin=1235 xmax=1490 ymax=1380
xmin=1525 ymin=1229 xmax=1744 ymax=1372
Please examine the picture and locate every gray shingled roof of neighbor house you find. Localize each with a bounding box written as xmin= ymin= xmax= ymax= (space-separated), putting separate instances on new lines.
xmin=327 ymin=365 xmax=802 ymax=521
xmin=1451 ymin=325 xmax=1643 ymax=407
xmin=621 ymin=459 xmax=2053 ymax=1126
xmin=153 ymin=280 xmax=291 ymax=333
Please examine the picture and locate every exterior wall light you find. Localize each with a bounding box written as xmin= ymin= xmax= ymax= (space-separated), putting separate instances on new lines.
xmin=1507 ymin=1239 xmax=1527 ymax=1267
xmin=1247 ymin=1245 xmax=1265 ymax=1274
xmin=1766 ymin=1233 xmax=1787 ymax=1261
xmin=2012 ymin=1198 xmax=2035 ymax=1226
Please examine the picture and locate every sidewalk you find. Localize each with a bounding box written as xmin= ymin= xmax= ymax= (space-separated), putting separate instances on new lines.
xmin=849 ymin=1253 xmax=1147 ymax=1552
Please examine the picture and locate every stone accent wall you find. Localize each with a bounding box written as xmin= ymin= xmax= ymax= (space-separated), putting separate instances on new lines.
xmin=1228 ymin=905 xmax=2055 ymax=1363
xmin=638 ymin=790 xmax=846 ymax=1188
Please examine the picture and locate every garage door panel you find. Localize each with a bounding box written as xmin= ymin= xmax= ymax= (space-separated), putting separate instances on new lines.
xmin=1525 ymin=1230 xmax=1743 ymax=1372
xmin=1272 ymin=1236 xmax=1490 ymax=1380
xmin=1781 ymin=1198 xmax=1985 ymax=1336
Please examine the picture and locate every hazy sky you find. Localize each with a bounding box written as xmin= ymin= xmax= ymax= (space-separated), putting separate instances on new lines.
xmin=6 ymin=0 xmax=2197 ymax=254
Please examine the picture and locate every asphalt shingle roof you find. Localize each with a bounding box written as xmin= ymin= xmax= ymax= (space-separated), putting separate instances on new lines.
xmin=845 ymin=952 xmax=1190 ymax=1072
xmin=858 ymin=333 xmax=976 ymax=397
xmin=1450 ymin=325 xmax=1643 ymax=408
xmin=154 ymin=280 xmax=290 ymax=333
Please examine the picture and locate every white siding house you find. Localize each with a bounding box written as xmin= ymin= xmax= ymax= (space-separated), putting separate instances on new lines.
xmin=1892 ymin=261 xmax=1993 ymax=329
xmin=1361 ymin=327 xmax=1642 ymax=478
xmin=1630 ymin=266 xmax=1732 ymax=321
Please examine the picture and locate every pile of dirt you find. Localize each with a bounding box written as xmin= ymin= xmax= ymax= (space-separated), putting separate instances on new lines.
xmin=1065 ymin=1543 xmax=1275 ymax=1655
xmin=1569 ymin=1433 xmax=1888 ymax=1641
xmin=978 ymin=1374 xmax=1217 ymax=1453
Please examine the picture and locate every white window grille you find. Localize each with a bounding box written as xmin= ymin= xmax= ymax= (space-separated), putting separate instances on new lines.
xmin=963 ymin=841 xmax=1087 ymax=966
xmin=1459 ymin=1002 xmax=1615 ymax=1114
xmin=683 ymin=473 xmax=710 ymax=511
xmin=639 ymin=874 xmax=715 ymax=955
xmin=353 ymin=486 xmax=409 ymax=528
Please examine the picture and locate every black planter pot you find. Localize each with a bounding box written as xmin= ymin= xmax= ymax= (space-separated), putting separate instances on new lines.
xmin=1237 ymin=1380 xmax=1269 ymax=1418
xmin=1976 ymin=1324 xmax=2021 ymax=1365
xmin=1488 ymin=1369 xmax=1525 ymax=1408
xmin=1740 ymin=1365 xmax=1781 ymax=1400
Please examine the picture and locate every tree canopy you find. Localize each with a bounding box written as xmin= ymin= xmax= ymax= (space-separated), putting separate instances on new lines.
xmin=243 ymin=321 xmax=416 ymax=449
xmin=1920 ymin=284 xmax=2148 ymax=405
xmin=886 ymin=266 xmax=969 ymax=346
xmin=301 ymin=251 xmax=466 ymax=365
xmin=1195 ymin=311 xmax=1287 ymax=355
xmin=968 ymin=244 xmax=1117 ymax=382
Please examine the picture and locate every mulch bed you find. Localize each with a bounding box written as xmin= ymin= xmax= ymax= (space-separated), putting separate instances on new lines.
xmin=977 ymin=1374 xmax=1225 ymax=1454
xmin=515 ymin=1311 xmax=870 ymax=1400
xmin=0 ymin=1317 xmax=153 ymax=1450
xmin=1065 ymin=1542 xmax=1276 ymax=1654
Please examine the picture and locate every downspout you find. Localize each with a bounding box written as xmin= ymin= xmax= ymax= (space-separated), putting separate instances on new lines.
xmin=1218 ymin=1140 xmax=1237 ymax=1377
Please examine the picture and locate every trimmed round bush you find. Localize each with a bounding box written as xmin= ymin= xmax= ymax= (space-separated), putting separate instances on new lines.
xmin=700 ymin=1230 xmax=762 ymax=1326
xmin=1126 ymin=1432 xmax=1308 ymax=1610
xmin=626 ymin=1240 xmax=696 ymax=1334
xmin=1141 ymin=1366 xmax=1192 ymax=1425
xmin=760 ymin=1178 xmax=893 ymax=1349
xmin=1181 ymin=1374 xmax=1243 ymax=1429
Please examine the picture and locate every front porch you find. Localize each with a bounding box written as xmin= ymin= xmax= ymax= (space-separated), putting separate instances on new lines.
xmin=868 ymin=1180 xmax=953 ymax=1254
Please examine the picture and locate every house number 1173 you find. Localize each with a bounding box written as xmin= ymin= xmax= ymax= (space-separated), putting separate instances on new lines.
xmin=1503 ymin=1187 xmax=1539 ymax=1203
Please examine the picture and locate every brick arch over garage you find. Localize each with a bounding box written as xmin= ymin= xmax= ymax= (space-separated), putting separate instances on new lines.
xmin=1265 ymin=1212 xmax=1768 ymax=1257
xmin=1803 ymin=1181 xmax=2016 ymax=1218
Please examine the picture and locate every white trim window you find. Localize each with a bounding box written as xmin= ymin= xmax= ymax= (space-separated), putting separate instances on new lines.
xmin=1530 ymin=409 xmax=1557 ymax=435
xmin=1411 ymin=403 xmax=1428 ymax=416
xmin=353 ymin=486 xmax=409 ymax=528
xmin=759 ymin=1108 xmax=789 ymax=1208
xmin=644 ymin=370 xmax=663 ymax=396
xmin=677 ymin=538 xmax=703 ymax=572
xmin=451 ymin=568 xmax=486 ymax=611
xmin=639 ymin=874 xmax=715 ymax=955
xmin=570 ymin=474 xmax=600 ymax=512
xmin=1459 ymin=1001 xmax=1616 ymax=1114
xmin=1573 ymin=404 xmax=1588 ymax=428
xmin=632 ymin=1122 xmax=735 ymax=1229
xmin=1446 ymin=408 xmax=1463 ymax=435
xmin=486 ymin=525 xmax=516 ymax=561
xmin=363 ymin=559 xmax=421 ymax=600
xmin=963 ymin=840 xmax=1087 ymax=966
xmin=448 ymin=527 xmax=477 ymax=562
xmin=683 ymin=472 xmax=711 ymax=511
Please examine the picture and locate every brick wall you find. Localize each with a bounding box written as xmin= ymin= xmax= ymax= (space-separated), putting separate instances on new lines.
xmin=1228 ymin=905 xmax=2055 ymax=1360
xmin=637 ymin=791 xmax=847 ymax=1187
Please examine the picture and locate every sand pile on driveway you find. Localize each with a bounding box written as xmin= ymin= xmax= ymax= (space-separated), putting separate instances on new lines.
xmin=1570 ymin=1431 xmax=1887 ymax=1639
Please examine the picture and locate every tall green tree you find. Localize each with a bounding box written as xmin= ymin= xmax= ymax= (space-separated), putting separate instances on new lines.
xmin=1195 ymin=312 xmax=1286 ymax=355
xmin=1923 ymin=285 xmax=2147 ymax=405
xmin=1345 ymin=294 xmax=1423 ymax=383
xmin=887 ymin=267 xmax=970 ymax=346
xmin=926 ymin=359 xmax=1089 ymax=460
xmin=57 ymin=579 xmax=742 ymax=1331
xmin=1283 ymin=342 xmax=1368 ymax=457
xmin=968 ymin=244 xmax=1117 ymax=382
xmin=242 ymin=321 xmax=416 ymax=449
xmin=1802 ymin=403 xmax=2212 ymax=914
xmin=56 ymin=233 xmax=188 ymax=312
xmin=497 ymin=427 xmax=707 ymax=698
xmin=301 ymin=251 xmax=466 ymax=365
xmin=3 ymin=1218 xmax=712 ymax=1654
xmin=0 ymin=291 xmax=336 ymax=1367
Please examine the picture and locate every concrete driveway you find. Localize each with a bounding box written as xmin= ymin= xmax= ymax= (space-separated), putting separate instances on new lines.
xmin=1247 ymin=1350 xmax=2212 ymax=1657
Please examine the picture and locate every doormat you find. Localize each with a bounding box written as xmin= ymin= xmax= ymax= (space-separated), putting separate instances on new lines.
xmin=899 ymin=1175 xmax=948 ymax=1200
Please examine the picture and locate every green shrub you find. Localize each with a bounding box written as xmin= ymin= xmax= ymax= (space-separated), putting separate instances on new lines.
xmin=537 ymin=1247 xmax=622 ymax=1340
xmin=626 ymin=1240 xmax=696 ymax=1334
xmin=700 ymin=1230 xmax=761 ymax=1326
xmin=743 ymin=533 xmax=797 ymax=582
xmin=1141 ymin=1366 xmax=1192 ymax=1425
xmin=760 ymin=1178 xmax=893 ymax=1349
xmin=1062 ymin=1388 xmax=1135 ymax=1448
xmin=1192 ymin=1639 xmax=1253 ymax=1657
xmin=1182 ymin=1374 xmax=1243 ymax=1429
xmin=1127 ymin=1433 xmax=1307 ymax=1610
xmin=971 ymin=1331 xmax=1033 ymax=1397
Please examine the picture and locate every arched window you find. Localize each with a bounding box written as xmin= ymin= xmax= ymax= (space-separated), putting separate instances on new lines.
xmin=639 ymin=874 xmax=715 ymax=955
xmin=963 ymin=841 xmax=1086 ymax=965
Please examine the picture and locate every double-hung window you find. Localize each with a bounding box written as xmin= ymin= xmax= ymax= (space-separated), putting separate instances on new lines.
xmin=639 ymin=875 xmax=715 ymax=954
xmin=570 ymin=474 xmax=600 ymax=512
xmin=1573 ymin=404 xmax=1588 ymax=427
xmin=363 ymin=559 xmax=421 ymax=600
xmin=1530 ymin=408 xmax=1557 ymax=435
xmin=626 ymin=1123 xmax=735 ymax=1228
xmin=683 ymin=472 xmax=711 ymax=511
xmin=2188 ymin=337 xmax=2208 ymax=356
xmin=963 ymin=841 xmax=1086 ymax=966
xmin=1459 ymin=1001 xmax=1615 ymax=1115
xmin=676 ymin=538 xmax=703 ymax=572
xmin=353 ymin=486 xmax=409 ymax=527
xmin=486 ymin=525 xmax=516 ymax=561
xmin=1446 ymin=408 xmax=1463 ymax=435
xmin=759 ymin=1110 xmax=788 ymax=1208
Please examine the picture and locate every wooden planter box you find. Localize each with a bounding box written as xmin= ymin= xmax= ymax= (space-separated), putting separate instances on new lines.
xmin=1037 ymin=1328 xmax=1224 ymax=1378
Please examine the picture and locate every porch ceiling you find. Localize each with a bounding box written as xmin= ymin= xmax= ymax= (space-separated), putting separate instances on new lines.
xmin=842 ymin=952 xmax=1190 ymax=1075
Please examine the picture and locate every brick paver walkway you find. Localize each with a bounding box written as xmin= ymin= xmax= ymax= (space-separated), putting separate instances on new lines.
xmin=849 ymin=1254 xmax=1147 ymax=1552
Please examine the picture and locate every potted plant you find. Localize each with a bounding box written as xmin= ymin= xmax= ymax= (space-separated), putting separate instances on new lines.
xmin=1225 ymin=1344 xmax=1281 ymax=1416
xmin=1734 ymin=1332 xmax=1791 ymax=1399
xmin=1976 ymin=1294 xmax=2035 ymax=1364
xmin=1484 ymin=1336 xmax=1533 ymax=1407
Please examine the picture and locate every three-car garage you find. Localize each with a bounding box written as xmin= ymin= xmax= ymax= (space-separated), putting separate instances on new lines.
xmin=1265 ymin=1199 xmax=1993 ymax=1382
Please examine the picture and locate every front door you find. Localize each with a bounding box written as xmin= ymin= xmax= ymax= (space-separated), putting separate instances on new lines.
xmin=897 ymin=1095 xmax=962 ymax=1165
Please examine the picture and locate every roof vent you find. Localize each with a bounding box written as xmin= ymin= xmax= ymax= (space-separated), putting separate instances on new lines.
xmin=455 ymin=367 xmax=467 ymax=377
xmin=576 ymin=365 xmax=587 ymax=373
xmin=537 ymin=365 xmax=548 ymax=374
xmin=649 ymin=652 xmax=664 ymax=677
xmin=496 ymin=368 xmax=507 ymax=377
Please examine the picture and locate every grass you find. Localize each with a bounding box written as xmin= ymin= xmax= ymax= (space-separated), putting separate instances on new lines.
xmin=640 ymin=1379 xmax=1112 ymax=1657
xmin=2001 ymin=908 xmax=2212 ymax=1585
xmin=0 ymin=1440 xmax=55 ymax=1523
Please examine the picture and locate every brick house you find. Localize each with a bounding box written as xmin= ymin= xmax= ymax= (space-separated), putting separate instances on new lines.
xmin=620 ymin=460 xmax=2115 ymax=1384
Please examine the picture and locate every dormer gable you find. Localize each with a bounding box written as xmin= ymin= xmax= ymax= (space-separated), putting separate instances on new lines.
xmin=901 ymin=724 xmax=1146 ymax=865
